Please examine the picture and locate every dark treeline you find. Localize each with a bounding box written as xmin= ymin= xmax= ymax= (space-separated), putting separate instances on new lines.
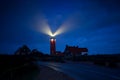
xmin=71 ymin=54 xmax=120 ymax=62
xmin=66 ymin=54 xmax=120 ymax=68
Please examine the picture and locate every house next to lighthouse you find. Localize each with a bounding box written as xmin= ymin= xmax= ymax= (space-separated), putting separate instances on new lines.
xmin=64 ymin=45 xmax=88 ymax=58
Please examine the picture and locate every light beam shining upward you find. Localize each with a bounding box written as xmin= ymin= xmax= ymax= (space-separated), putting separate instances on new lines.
xmin=36 ymin=18 xmax=63 ymax=37
xmin=35 ymin=14 xmax=79 ymax=37
xmin=34 ymin=15 xmax=63 ymax=37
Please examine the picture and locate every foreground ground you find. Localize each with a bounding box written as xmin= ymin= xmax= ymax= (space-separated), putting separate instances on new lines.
xmin=0 ymin=62 xmax=73 ymax=80
xmin=38 ymin=61 xmax=120 ymax=80
xmin=36 ymin=65 xmax=74 ymax=80
xmin=0 ymin=54 xmax=120 ymax=80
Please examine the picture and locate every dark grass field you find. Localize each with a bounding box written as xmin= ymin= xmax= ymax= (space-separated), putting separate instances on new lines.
xmin=0 ymin=55 xmax=39 ymax=80
xmin=0 ymin=54 xmax=120 ymax=80
xmin=0 ymin=55 xmax=74 ymax=80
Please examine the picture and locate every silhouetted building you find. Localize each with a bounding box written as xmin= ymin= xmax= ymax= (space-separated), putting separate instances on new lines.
xmin=14 ymin=45 xmax=31 ymax=55
xmin=31 ymin=49 xmax=44 ymax=57
xmin=50 ymin=37 xmax=56 ymax=55
xmin=64 ymin=45 xmax=88 ymax=57
xmin=56 ymin=51 xmax=64 ymax=56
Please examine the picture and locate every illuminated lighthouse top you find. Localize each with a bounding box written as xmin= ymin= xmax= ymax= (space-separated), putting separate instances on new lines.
xmin=50 ymin=37 xmax=56 ymax=41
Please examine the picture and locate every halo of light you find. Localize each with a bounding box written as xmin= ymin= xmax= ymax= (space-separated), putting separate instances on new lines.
xmin=34 ymin=13 xmax=80 ymax=37
xmin=34 ymin=15 xmax=54 ymax=37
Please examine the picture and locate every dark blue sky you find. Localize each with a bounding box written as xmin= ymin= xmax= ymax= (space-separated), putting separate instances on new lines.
xmin=0 ymin=0 xmax=120 ymax=54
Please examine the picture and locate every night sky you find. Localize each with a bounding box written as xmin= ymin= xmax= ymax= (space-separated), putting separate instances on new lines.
xmin=0 ymin=0 xmax=120 ymax=54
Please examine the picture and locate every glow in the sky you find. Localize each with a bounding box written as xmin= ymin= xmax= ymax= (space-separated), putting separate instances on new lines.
xmin=34 ymin=15 xmax=54 ymax=37
xmin=54 ymin=13 xmax=81 ymax=36
xmin=34 ymin=15 xmax=62 ymax=37
xmin=34 ymin=13 xmax=80 ymax=37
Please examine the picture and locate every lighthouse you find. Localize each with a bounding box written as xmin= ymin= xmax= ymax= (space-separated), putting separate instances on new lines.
xmin=50 ymin=37 xmax=56 ymax=55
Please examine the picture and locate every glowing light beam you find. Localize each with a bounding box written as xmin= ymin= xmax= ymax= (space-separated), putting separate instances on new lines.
xmin=34 ymin=15 xmax=54 ymax=37
xmin=53 ymin=13 xmax=81 ymax=36
xmin=33 ymin=13 xmax=81 ymax=37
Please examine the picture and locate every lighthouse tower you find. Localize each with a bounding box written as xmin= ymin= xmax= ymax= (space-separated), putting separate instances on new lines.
xmin=50 ymin=37 xmax=56 ymax=55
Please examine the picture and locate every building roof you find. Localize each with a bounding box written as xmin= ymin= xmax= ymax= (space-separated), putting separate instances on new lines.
xmin=64 ymin=45 xmax=88 ymax=54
